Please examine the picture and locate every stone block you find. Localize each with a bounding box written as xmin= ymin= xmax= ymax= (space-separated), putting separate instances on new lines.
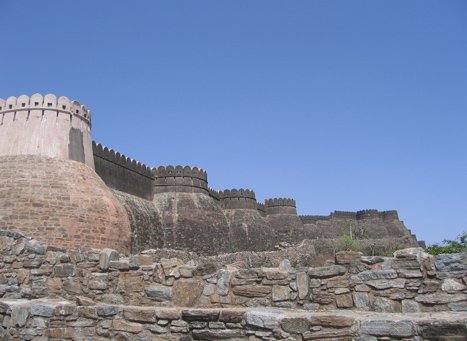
xmin=296 ymin=272 xmax=309 ymax=300
xmin=173 ymin=279 xmax=203 ymax=306
xmin=232 ymin=285 xmax=271 ymax=297
xmin=53 ymin=264 xmax=75 ymax=277
xmin=336 ymin=293 xmax=353 ymax=308
xmin=361 ymin=319 xmax=414 ymax=337
xmin=272 ymin=285 xmax=291 ymax=302
xmin=98 ymin=248 xmax=119 ymax=270
xmin=353 ymin=292 xmax=369 ymax=309
xmin=281 ymin=316 xmax=310 ymax=333
xmin=112 ymin=319 xmax=143 ymax=333
xmin=181 ymin=309 xmax=219 ymax=321
xmin=308 ymin=265 xmax=347 ymax=278
xmin=124 ymin=308 xmax=156 ymax=323
xmin=146 ymin=285 xmax=172 ymax=301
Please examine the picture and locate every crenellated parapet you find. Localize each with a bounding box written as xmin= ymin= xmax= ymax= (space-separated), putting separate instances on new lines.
xmin=0 ymin=93 xmax=91 ymax=125
xmin=265 ymin=198 xmax=296 ymax=208
xmin=153 ymin=165 xmax=209 ymax=194
xmin=0 ymin=93 xmax=94 ymax=168
xmin=303 ymin=210 xmax=402 ymax=222
xmin=219 ymin=188 xmax=257 ymax=209
xmin=93 ymin=142 xmax=152 ymax=178
xmin=265 ymin=198 xmax=297 ymax=215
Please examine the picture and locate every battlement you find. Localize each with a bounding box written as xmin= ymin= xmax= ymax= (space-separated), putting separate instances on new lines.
xmin=265 ymin=198 xmax=296 ymax=208
xmin=219 ymin=189 xmax=257 ymax=209
xmin=302 ymin=210 xmax=401 ymax=222
xmin=93 ymin=142 xmax=152 ymax=178
xmin=257 ymin=202 xmax=266 ymax=213
xmin=220 ymin=188 xmax=256 ymax=200
xmin=153 ymin=165 xmax=209 ymax=194
xmin=0 ymin=93 xmax=91 ymax=125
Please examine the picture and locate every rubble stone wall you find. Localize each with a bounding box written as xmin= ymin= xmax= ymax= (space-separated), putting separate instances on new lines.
xmin=1 ymin=299 xmax=466 ymax=340
xmin=1 ymin=234 xmax=465 ymax=314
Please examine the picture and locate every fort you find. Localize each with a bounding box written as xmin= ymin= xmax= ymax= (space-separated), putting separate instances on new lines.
xmin=1 ymin=94 xmax=465 ymax=340
xmin=0 ymin=93 xmax=423 ymax=257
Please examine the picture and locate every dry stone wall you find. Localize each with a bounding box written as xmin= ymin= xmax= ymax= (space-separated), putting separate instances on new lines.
xmin=1 ymin=234 xmax=465 ymax=313
xmin=1 ymin=299 xmax=466 ymax=340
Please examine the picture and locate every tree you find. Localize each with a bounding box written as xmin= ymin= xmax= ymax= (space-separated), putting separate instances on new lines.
xmin=425 ymin=232 xmax=467 ymax=255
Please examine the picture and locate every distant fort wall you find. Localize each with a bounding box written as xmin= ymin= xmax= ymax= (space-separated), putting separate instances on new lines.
xmin=0 ymin=94 xmax=94 ymax=168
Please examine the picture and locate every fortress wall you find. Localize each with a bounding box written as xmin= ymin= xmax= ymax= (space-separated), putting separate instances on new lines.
xmin=111 ymin=190 xmax=164 ymax=253
xmin=0 ymin=94 xmax=93 ymax=168
xmin=0 ymin=156 xmax=131 ymax=253
xmin=1 ymin=233 xmax=465 ymax=320
xmin=93 ymin=142 xmax=154 ymax=200
xmin=301 ymin=210 xmax=420 ymax=242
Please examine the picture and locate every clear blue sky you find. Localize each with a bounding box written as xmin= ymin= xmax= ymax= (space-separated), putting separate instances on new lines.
xmin=1 ymin=1 xmax=466 ymax=245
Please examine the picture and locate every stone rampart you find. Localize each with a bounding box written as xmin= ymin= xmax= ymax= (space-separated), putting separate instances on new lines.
xmin=0 ymin=94 xmax=94 ymax=168
xmin=93 ymin=142 xmax=154 ymax=200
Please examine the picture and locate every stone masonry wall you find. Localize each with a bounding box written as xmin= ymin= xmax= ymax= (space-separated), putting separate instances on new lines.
xmin=1 ymin=299 xmax=466 ymax=340
xmin=1 ymin=234 xmax=465 ymax=314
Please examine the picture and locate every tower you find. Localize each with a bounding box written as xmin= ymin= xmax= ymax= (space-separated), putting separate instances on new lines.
xmin=0 ymin=94 xmax=131 ymax=252
xmin=0 ymin=94 xmax=94 ymax=168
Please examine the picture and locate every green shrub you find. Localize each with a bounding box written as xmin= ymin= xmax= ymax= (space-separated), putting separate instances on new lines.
xmin=333 ymin=234 xmax=362 ymax=252
xmin=425 ymin=232 xmax=467 ymax=255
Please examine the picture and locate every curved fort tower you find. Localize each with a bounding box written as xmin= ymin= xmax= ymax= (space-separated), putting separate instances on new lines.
xmin=0 ymin=93 xmax=423 ymax=256
xmin=0 ymin=94 xmax=131 ymax=252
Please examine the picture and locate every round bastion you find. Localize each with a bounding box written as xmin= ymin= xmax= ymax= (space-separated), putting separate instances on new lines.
xmin=0 ymin=94 xmax=131 ymax=253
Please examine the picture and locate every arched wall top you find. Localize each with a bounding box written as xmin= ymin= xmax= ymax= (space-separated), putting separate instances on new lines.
xmin=265 ymin=198 xmax=296 ymax=208
xmin=153 ymin=165 xmax=208 ymax=182
xmin=219 ymin=188 xmax=256 ymax=200
xmin=92 ymin=142 xmax=153 ymax=178
xmin=0 ymin=93 xmax=91 ymax=124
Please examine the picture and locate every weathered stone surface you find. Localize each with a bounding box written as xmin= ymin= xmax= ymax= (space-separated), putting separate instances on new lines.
xmin=146 ymin=285 xmax=172 ymax=301
xmin=124 ymin=308 xmax=156 ymax=323
xmin=401 ymin=299 xmax=420 ymax=313
xmin=361 ymin=319 xmax=414 ymax=337
xmin=99 ymin=248 xmax=120 ymax=270
xmin=245 ymin=309 xmax=282 ymax=329
xmin=172 ymin=279 xmax=203 ymax=306
xmin=308 ymin=265 xmax=347 ymax=278
xmin=336 ymin=293 xmax=353 ymax=308
xmin=353 ymin=292 xmax=369 ymax=309
xmin=216 ymin=270 xmax=231 ymax=296
xmin=366 ymin=278 xmax=406 ymax=289
xmin=372 ymin=297 xmax=400 ymax=313
xmin=419 ymin=321 xmax=467 ymax=339
xmin=272 ymin=285 xmax=291 ymax=302
xmin=192 ymin=329 xmax=245 ymax=340
xmin=112 ymin=319 xmax=143 ymax=333
xmin=219 ymin=309 xmax=244 ymax=323
xmin=30 ymin=302 xmax=55 ymax=317
xmin=182 ymin=309 xmax=219 ymax=321
xmin=296 ymin=272 xmax=309 ymax=300
xmin=281 ymin=316 xmax=310 ymax=333
xmin=96 ymin=305 xmax=121 ymax=317
xmin=309 ymin=315 xmax=354 ymax=327
xmin=53 ymin=264 xmax=75 ymax=277
xmin=351 ymin=270 xmax=397 ymax=281
xmin=232 ymin=285 xmax=271 ymax=297
xmin=441 ymin=278 xmax=466 ymax=292
xmin=10 ymin=305 xmax=29 ymax=327
xmin=415 ymin=292 xmax=466 ymax=304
